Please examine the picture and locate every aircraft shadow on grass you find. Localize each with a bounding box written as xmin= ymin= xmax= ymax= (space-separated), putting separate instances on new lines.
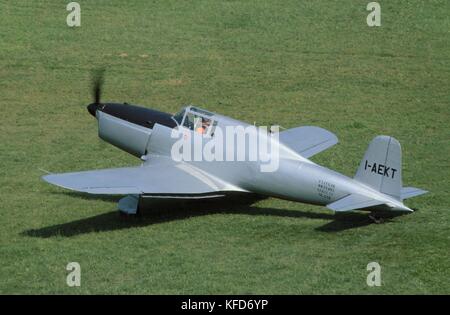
xmin=23 ymin=193 xmax=381 ymax=238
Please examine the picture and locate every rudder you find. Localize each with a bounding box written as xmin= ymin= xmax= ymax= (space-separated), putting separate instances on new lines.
xmin=354 ymin=136 xmax=402 ymax=200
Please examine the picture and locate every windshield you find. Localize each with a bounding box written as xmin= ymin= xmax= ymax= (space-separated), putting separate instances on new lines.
xmin=171 ymin=106 xmax=215 ymax=134
xmin=172 ymin=108 xmax=185 ymax=125
xmin=190 ymin=107 xmax=213 ymax=117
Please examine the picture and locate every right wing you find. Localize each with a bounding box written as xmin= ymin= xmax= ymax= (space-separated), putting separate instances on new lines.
xmin=42 ymin=155 xmax=243 ymax=197
xmin=279 ymin=126 xmax=338 ymax=158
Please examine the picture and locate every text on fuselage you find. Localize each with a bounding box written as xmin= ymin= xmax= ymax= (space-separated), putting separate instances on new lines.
xmin=364 ymin=160 xmax=397 ymax=179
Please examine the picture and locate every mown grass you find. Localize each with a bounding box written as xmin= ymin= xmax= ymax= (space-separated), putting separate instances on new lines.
xmin=0 ymin=0 xmax=449 ymax=294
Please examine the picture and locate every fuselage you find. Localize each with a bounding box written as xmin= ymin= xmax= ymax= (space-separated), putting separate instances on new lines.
xmin=89 ymin=102 xmax=409 ymax=212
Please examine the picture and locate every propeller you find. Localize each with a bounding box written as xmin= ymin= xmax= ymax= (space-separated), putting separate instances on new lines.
xmin=87 ymin=68 xmax=105 ymax=117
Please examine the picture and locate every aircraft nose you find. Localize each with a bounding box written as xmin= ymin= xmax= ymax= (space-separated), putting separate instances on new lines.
xmin=87 ymin=103 xmax=99 ymax=117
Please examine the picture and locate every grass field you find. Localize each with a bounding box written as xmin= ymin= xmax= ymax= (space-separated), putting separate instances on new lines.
xmin=0 ymin=0 xmax=449 ymax=294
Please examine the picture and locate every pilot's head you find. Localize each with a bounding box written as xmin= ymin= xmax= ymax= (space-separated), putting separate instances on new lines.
xmin=202 ymin=118 xmax=210 ymax=128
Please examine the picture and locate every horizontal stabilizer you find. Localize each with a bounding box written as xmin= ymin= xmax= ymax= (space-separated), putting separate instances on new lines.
xmin=279 ymin=126 xmax=338 ymax=158
xmin=327 ymin=194 xmax=385 ymax=212
xmin=401 ymin=187 xmax=428 ymax=200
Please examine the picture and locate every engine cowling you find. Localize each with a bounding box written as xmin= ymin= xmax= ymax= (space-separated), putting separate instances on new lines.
xmin=98 ymin=110 xmax=152 ymax=157
xmin=88 ymin=103 xmax=177 ymax=158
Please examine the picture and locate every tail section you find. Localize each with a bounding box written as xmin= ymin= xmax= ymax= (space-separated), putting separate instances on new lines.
xmin=327 ymin=135 xmax=427 ymax=213
xmin=354 ymin=136 xmax=402 ymax=200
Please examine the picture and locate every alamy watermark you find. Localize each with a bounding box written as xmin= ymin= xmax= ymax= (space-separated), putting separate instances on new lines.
xmin=66 ymin=262 xmax=81 ymax=287
xmin=367 ymin=2 xmax=381 ymax=27
xmin=366 ymin=262 xmax=381 ymax=286
xmin=65 ymin=2 xmax=380 ymax=28
xmin=170 ymin=124 xmax=280 ymax=173
xmin=66 ymin=2 xmax=81 ymax=27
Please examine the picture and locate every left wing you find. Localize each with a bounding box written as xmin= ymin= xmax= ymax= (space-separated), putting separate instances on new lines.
xmin=42 ymin=155 xmax=243 ymax=197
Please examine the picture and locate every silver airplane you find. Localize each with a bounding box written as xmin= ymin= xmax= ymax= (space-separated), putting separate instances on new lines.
xmin=43 ymin=74 xmax=427 ymax=219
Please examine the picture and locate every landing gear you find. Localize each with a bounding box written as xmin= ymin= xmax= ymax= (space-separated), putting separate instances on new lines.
xmin=369 ymin=214 xmax=384 ymax=224
xmin=118 ymin=195 xmax=141 ymax=217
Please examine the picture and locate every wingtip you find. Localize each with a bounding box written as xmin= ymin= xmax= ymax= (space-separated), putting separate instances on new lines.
xmin=41 ymin=173 xmax=58 ymax=183
xmin=41 ymin=174 xmax=51 ymax=182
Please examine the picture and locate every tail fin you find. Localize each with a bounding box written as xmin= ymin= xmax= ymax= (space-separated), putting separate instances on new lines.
xmin=354 ymin=136 xmax=402 ymax=200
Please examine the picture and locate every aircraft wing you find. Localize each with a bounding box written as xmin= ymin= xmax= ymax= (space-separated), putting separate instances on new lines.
xmin=278 ymin=126 xmax=338 ymax=158
xmin=42 ymin=155 xmax=242 ymax=197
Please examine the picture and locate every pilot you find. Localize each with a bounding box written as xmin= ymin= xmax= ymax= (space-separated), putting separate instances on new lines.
xmin=196 ymin=117 xmax=210 ymax=134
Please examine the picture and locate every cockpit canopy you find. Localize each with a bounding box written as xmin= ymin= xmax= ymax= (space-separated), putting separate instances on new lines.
xmin=172 ymin=106 xmax=217 ymax=136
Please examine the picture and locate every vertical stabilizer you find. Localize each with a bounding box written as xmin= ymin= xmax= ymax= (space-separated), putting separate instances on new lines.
xmin=354 ymin=136 xmax=402 ymax=200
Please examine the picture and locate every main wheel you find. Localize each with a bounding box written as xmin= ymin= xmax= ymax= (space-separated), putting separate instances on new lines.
xmin=369 ymin=214 xmax=384 ymax=224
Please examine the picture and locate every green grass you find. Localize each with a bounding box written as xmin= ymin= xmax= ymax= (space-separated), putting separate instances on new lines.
xmin=0 ymin=0 xmax=449 ymax=294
